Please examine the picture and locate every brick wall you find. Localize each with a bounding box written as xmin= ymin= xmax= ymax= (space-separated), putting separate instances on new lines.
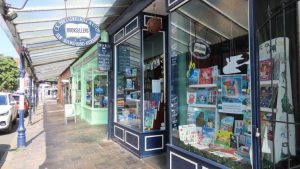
xmin=57 ymin=68 xmax=71 ymax=104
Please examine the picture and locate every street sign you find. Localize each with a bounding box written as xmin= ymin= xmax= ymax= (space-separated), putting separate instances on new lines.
xmin=98 ymin=42 xmax=111 ymax=71
xmin=53 ymin=16 xmax=100 ymax=47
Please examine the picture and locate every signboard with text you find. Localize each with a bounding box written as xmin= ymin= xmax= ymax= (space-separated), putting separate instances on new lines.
xmin=53 ymin=16 xmax=100 ymax=47
xmin=98 ymin=43 xmax=111 ymax=71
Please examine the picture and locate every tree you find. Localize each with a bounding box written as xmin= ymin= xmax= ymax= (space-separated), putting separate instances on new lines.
xmin=0 ymin=54 xmax=19 ymax=91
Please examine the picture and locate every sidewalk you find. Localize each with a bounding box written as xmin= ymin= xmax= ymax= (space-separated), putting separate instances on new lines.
xmin=1 ymin=100 xmax=166 ymax=169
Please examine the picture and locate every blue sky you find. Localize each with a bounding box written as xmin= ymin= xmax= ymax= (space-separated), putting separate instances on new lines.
xmin=0 ymin=27 xmax=19 ymax=58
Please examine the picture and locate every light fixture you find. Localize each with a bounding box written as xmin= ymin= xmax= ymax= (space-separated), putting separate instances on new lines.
xmin=146 ymin=3 xmax=161 ymax=34
xmin=4 ymin=11 xmax=18 ymax=21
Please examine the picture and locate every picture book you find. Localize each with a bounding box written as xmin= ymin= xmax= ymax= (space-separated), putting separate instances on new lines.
xmin=215 ymin=130 xmax=232 ymax=148
xmin=187 ymin=106 xmax=195 ymax=124
xmin=202 ymin=127 xmax=215 ymax=142
xmin=193 ymin=108 xmax=215 ymax=128
xmin=199 ymin=67 xmax=213 ymax=84
xmin=207 ymin=89 xmax=217 ymax=104
xmin=221 ymin=75 xmax=242 ymax=98
xmin=131 ymin=68 xmax=137 ymax=76
xmin=126 ymin=79 xmax=133 ymax=89
xmin=196 ymin=89 xmax=208 ymax=104
xmin=260 ymin=86 xmax=278 ymax=108
xmin=260 ymin=111 xmax=273 ymax=140
xmin=242 ymin=111 xmax=252 ymax=134
xmin=125 ymin=67 xmax=131 ymax=77
xmin=234 ymin=120 xmax=243 ymax=134
xmin=259 ymin=59 xmax=271 ymax=81
xmin=220 ymin=116 xmax=234 ymax=132
xmin=179 ymin=124 xmax=199 ymax=145
xmin=144 ymin=116 xmax=154 ymax=129
xmin=187 ymin=91 xmax=197 ymax=105
xmin=188 ymin=68 xmax=200 ymax=85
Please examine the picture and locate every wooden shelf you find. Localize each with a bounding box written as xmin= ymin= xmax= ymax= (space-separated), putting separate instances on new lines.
xmin=189 ymin=84 xmax=217 ymax=88
xmin=260 ymin=80 xmax=279 ymax=86
xmin=188 ymin=104 xmax=216 ymax=108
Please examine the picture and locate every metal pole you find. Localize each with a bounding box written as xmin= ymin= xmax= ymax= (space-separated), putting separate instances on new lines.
xmin=28 ymin=75 xmax=32 ymax=125
xmin=249 ymin=0 xmax=261 ymax=168
xmin=17 ymin=51 xmax=26 ymax=148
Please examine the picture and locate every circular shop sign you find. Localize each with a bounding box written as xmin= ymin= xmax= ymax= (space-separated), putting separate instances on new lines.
xmin=189 ymin=39 xmax=211 ymax=60
xmin=53 ymin=16 xmax=100 ymax=47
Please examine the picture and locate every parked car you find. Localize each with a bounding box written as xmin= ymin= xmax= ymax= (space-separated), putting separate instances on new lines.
xmin=12 ymin=93 xmax=29 ymax=117
xmin=0 ymin=92 xmax=18 ymax=132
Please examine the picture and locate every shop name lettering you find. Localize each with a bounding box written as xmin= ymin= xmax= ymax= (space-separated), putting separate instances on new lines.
xmin=53 ymin=16 xmax=100 ymax=47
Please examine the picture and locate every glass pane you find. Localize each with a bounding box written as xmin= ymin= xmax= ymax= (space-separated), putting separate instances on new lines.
xmin=257 ymin=1 xmax=300 ymax=168
xmin=116 ymin=31 xmax=141 ymax=130
xmin=86 ymin=66 xmax=93 ymax=107
xmin=170 ymin=0 xmax=252 ymax=168
xmin=76 ymin=73 xmax=81 ymax=103
xmin=143 ymin=30 xmax=165 ymax=131
xmin=93 ymin=72 xmax=108 ymax=108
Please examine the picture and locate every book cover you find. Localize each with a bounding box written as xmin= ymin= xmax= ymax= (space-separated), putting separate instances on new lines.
xmin=220 ymin=116 xmax=234 ymax=132
xmin=126 ymin=79 xmax=133 ymax=89
xmin=260 ymin=86 xmax=278 ymax=108
xmin=144 ymin=116 xmax=154 ymax=129
xmin=207 ymin=89 xmax=217 ymax=104
xmin=125 ymin=68 xmax=131 ymax=77
xmin=260 ymin=111 xmax=273 ymax=140
xmin=187 ymin=91 xmax=197 ymax=105
xmin=234 ymin=120 xmax=243 ymax=134
xmin=215 ymin=130 xmax=232 ymax=148
xmin=188 ymin=68 xmax=200 ymax=85
xmin=221 ymin=75 xmax=242 ymax=98
xmin=179 ymin=124 xmax=199 ymax=144
xmin=202 ymin=127 xmax=215 ymax=142
xmin=199 ymin=67 xmax=213 ymax=84
xmin=196 ymin=89 xmax=208 ymax=104
xmin=193 ymin=108 xmax=215 ymax=128
xmin=131 ymin=68 xmax=137 ymax=76
xmin=259 ymin=59 xmax=271 ymax=81
xmin=242 ymin=111 xmax=252 ymax=134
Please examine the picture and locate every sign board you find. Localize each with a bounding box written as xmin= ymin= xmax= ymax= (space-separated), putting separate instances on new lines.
xmin=53 ymin=16 xmax=100 ymax=47
xmin=97 ymin=43 xmax=111 ymax=71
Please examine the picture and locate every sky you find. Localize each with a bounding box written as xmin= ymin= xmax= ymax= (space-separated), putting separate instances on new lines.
xmin=0 ymin=27 xmax=19 ymax=58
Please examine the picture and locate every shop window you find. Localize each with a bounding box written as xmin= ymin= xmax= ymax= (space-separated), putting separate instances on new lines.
xmin=76 ymin=74 xmax=81 ymax=103
xmin=143 ymin=30 xmax=166 ymax=131
xmin=94 ymin=73 xmax=108 ymax=108
xmin=256 ymin=0 xmax=300 ymax=168
xmin=169 ymin=0 xmax=251 ymax=168
xmin=116 ymin=31 xmax=141 ymax=130
xmin=86 ymin=68 xmax=92 ymax=107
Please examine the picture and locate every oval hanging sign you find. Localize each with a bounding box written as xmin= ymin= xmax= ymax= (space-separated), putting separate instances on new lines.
xmin=53 ymin=16 xmax=100 ymax=47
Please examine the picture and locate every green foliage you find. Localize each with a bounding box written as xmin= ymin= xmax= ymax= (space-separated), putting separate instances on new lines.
xmin=0 ymin=54 xmax=19 ymax=91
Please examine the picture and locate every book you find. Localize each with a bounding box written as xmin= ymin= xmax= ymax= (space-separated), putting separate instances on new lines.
xmin=201 ymin=127 xmax=215 ymax=142
xmin=207 ymin=89 xmax=217 ymax=104
xmin=196 ymin=89 xmax=208 ymax=104
xmin=179 ymin=124 xmax=199 ymax=145
xmin=126 ymin=79 xmax=133 ymax=89
xmin=234 ymin=120 xmax=243 ymax=134
xmin=215 ymin=130 xmax=232 ymax=148
xmin=220 ymin=116 xmax=234 ymax=132
xmin=187 ymin=91 xmax=197 ymax=104
xmin=260 ymin=111 xmax=273 ymax=140
xmin=259 ymin=59 xmax=271 ymax=81
xmin=125 ymin=68 xmax=131 ymax=77
xmin=199 ymin=67 xmax=213 ymax=84
xmin=192 ymin=108 xmax=215 ymax=128
xmin=221 ymin=75 xmax=242 ymax=98
xmin=260 ymin=86 xmax=278 ymax=108
xmin=242 ymin=111 xmax=252 ymax=134
xmin=188 ymin=68 xmax=200 ymax=85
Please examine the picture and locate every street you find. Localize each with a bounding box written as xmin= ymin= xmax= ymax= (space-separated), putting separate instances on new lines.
xmin=0 ymin=118 xmax=19 ymax=167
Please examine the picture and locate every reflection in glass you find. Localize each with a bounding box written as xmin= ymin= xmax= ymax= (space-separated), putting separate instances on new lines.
xmin=94 ymin=73 xmax=108 ymax=108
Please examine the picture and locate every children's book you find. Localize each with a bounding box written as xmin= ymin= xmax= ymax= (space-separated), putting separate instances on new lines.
xmin=260 ymin=111 xmax=273 ymax=140
xmin=207 ymin=89 xmax=217 ymax=104
xmin=196 ymin=89 xmax=208 ymax=104
xmin=260 ymin=86 xmax=278 ymax=108
xmin=125 ymin=68 xmax=131 ymax=77
xmin=179 ymin=124 xmax=199 ymax=145
xmin=201 ymin=127 xmax=215 ymax=143
xmin=199 ymin=67 xmax=213 ymax=84
xmin=126 ymin=79 xmax=133 ymax=89
xmin=259 ymin=59 xmax=271 ymax=81
xmin=221 ymin=75 xmax=242 ymax=98
xmin=242 ymin=111 xmax=252 ymax=134
xmin=220 ymin=116 xmax=234 ymax=132
xmin=193 ymin=108 xmax=215 ymax=128
xmin=187 ymin=91 xmax=197 ymax=104
xmin=188 ymin=68 xmax=200 ymax=85
xmin=215 ymin=130 xmax=232 ymax=148
xmin=234 ymin=120 xmax=243 ymax=134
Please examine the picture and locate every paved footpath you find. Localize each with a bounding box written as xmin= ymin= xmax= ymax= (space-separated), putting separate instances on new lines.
xmin=1 ymin=100 xmax=166 ymax=169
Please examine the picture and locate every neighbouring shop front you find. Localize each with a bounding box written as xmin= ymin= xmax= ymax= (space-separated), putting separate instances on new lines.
xmin=166 ymin=0 xmax=300 ymax=169
xmin=71 ymin=45 xmax=108 ymax=125
xmin=110 ymin=7 xmax=168 ymax=157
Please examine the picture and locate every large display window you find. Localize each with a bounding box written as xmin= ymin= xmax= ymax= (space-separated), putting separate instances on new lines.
xmin=169 ymin=0 xmax=252 ymax=168
xmin=116 ymin=31 xmax=142 ymax=130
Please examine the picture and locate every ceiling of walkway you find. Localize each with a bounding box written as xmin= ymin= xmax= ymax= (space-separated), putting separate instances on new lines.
xmin=4 ymin=0 xmax=135 ymax=81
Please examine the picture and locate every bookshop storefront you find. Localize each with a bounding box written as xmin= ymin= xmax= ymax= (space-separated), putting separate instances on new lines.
xmin=71 ymin=45 xmax=108 ymax=125
xmin=166 ymin=0 xmax=300 ymax=169
xmin=111 ymin=11 xmax=168 ymax=157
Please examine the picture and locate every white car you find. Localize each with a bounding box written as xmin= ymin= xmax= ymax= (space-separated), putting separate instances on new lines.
xmin=0 ymin=92 xmax=18 ymax=132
